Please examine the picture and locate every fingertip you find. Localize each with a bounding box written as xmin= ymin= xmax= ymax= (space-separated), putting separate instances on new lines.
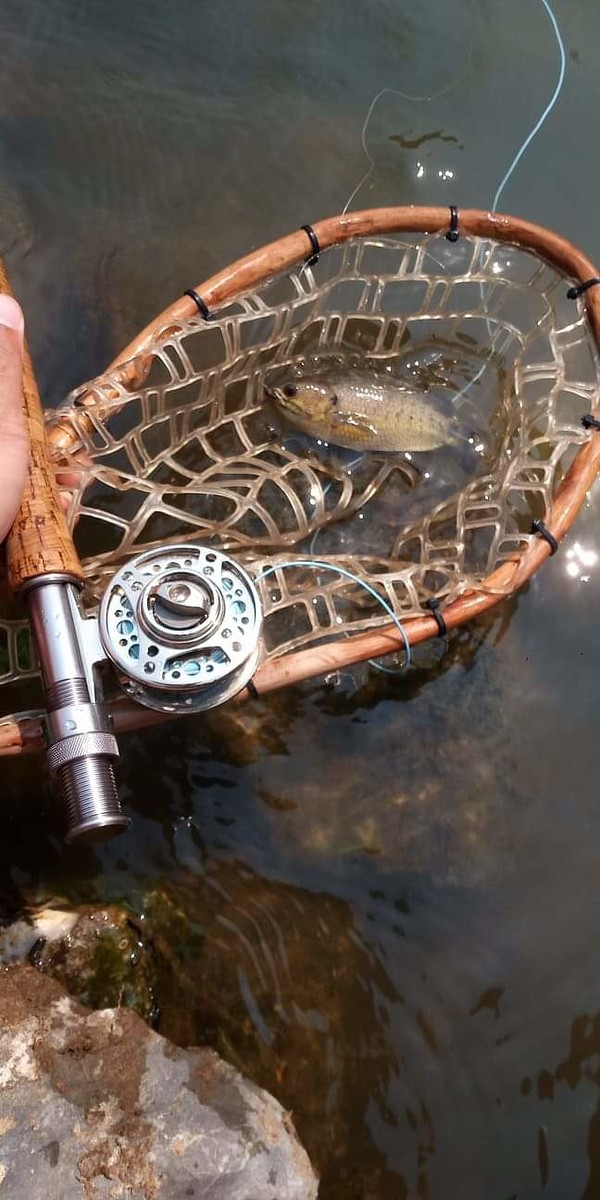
xmin=0 ymin=296 xmax=24 ymax=338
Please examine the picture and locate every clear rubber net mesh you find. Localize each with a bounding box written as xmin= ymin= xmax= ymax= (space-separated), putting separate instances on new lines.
xmin=1 ymin=231 xmax=596 ymax=688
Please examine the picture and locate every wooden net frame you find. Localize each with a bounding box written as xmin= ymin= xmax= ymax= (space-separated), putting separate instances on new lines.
xmin=2 ymin=206 xmax=600 ymax=753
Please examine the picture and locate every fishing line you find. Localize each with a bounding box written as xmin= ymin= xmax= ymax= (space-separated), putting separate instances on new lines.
xmin=257 ymin=559 xmax=412 ymax=669
xmin=342 ymin=62 xmax=473 ymax=215
xmin=467 ymin=0 xmax=568 ymax=393
xmin=259 ymin=1 xmax=565 ymax=682
xmin=343 ymin=0 xmax=566 ymax=217
xmin=303 ymin=465 xmax=425 ymax=677
xmin=340 ymin=0 xmax=567 ymax=411
xmin=491 ymin=0 xmax=566 ymax=212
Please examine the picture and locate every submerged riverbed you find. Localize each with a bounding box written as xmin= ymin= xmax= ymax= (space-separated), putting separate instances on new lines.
xmin=2 ymin=1 xmax=600 ymax=1195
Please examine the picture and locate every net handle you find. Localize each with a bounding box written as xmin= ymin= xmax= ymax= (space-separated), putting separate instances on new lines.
xmin=0 ymin=260 xmax=83 ymax=593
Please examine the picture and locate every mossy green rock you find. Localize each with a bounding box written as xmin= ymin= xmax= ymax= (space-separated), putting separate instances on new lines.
xmin=28 ymin=906 xmax=159 ymax=1022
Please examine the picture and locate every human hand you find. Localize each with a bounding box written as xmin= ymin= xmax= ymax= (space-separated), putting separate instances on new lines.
xmin=0 ymin=296 xmax=28 ymax=543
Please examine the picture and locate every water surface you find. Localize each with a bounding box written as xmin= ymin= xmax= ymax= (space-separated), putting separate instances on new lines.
xmin=2 ymin=1 xmax=600 ymax=1196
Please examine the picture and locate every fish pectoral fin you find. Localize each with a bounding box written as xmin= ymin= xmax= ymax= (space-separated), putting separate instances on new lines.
xmin=332 ymin=411 xmax=378 ymax=441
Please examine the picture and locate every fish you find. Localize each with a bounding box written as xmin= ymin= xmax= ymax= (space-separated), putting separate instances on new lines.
xmin=266 ymin=368 xmax=462 ymax=452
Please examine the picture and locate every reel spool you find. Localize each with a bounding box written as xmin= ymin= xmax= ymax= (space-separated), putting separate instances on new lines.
xmin=99 ymin=545 xmax=262 ymax=713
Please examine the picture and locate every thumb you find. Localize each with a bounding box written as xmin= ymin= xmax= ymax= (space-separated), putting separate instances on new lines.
xmin=0 ymin=296 xmax=28 ymax=543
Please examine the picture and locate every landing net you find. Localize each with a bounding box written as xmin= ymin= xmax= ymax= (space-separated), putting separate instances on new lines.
xmin=2 ymin=208 xmax=600 ymax=719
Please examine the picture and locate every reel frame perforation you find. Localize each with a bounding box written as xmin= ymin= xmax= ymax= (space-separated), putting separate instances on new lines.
xmin=98 ymin=544 xmax=262 ymax=713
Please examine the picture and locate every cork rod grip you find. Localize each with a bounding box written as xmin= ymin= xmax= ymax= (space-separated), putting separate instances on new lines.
xmin=0 ymin=260 xmax=83 ymax=592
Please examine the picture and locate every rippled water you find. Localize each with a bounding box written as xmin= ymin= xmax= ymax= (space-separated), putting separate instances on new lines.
xmin=3 ymin=0 xmax=600 ymax=1195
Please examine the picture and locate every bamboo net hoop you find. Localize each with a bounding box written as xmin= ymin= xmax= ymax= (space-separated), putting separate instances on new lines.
xmin=2 ymin=207 xmax=600 ymax=753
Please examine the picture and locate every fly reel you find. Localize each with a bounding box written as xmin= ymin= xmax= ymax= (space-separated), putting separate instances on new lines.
xmin=99 ymin=545 xmax=262 ymax=713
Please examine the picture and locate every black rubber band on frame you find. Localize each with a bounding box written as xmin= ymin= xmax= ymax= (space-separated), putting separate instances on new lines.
xmin=446 ymin=206 xmax=459 ymax=243
xmin=301 ymin=224 xmax=321 ymax=266
xmin=246 ymin=677 xmax=259 ymax=700
xmin=425 ymin=597 xmax=448 ymax=637
xmin=582 ymin=413 xmax=600 ymax=430
xmin=567 ymin=277 xmax=600 ymax=300
xmin=531 ymin=518 xmax=559 ymax=555
xmin=184 ymin=289 xmax=211 ymax=320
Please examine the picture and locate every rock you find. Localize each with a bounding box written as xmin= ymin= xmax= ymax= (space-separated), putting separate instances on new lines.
xmin=0 ymin=899 xmax=201 ymax=1030
xmin=134 ymin=874 xmax=403 ymax=1194
xmin=0 ymin=908 xmax=78 ymax=961
xmin=22 ymin=905 xmax=160 ymax=1025
xmin=0 ymin=963 xmax=318 ymax=1200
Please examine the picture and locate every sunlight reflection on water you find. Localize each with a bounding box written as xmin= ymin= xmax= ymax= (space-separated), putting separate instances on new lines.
xmin=2 ymin=0 xmax=600 ymax=1194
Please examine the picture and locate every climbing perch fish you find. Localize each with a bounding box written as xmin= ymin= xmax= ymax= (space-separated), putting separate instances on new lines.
xmin=266 ymin=369 xmax=462 ymax=452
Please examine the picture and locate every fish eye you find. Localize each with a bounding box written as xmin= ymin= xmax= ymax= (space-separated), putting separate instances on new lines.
xmin=330 ymin=393 xmax=338 ymax=406
xmin=283 ymin=384 xmax=297 ymax=398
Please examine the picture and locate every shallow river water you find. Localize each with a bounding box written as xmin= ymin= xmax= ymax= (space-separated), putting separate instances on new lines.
xmin=2 ymin=1 xmax=600 ymax=1196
